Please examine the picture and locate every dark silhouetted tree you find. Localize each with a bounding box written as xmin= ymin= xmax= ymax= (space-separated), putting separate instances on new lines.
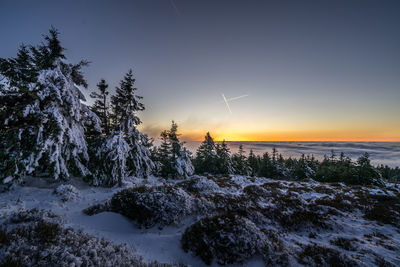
xmin=216 ymin=140 xmax=234 ymax=174
xmin=90 ymin=79 xmax=110 ymax=134
xmin=154 ymin=121 xmax=194 ymax=179
xmin=194 ymin=132 xmax=219 ymax=174
xmin=232 ymin=144 xmax=249 ymax=175
xmin=247 ymin=149 xmax=260 ymax=176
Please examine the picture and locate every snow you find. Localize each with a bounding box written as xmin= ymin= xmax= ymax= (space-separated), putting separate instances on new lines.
xmin=2 ymin=176 xmax=13 ymax=184
xmin=53 ymin=184 xmax=80 ymax=201
xmin=2 ymin=59 xmax=102 ymax=183
xmin=1 ymin=176 xmax=400 ymax=266
xmin=90 ymin=130 xmax=155 ymax=186
xmin=0 ymin=182 xmax=207 ymax=266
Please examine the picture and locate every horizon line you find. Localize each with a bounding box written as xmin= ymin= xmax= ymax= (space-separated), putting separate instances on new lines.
xmin=182 ymin=140 xmax=400 ymax=143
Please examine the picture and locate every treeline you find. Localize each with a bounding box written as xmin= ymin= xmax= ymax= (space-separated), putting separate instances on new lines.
xmin=191 ymin=132 xmax=400 ymax=186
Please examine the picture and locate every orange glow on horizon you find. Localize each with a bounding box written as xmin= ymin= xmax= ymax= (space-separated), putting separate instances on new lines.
xmin=181 ymin=131 xmax=400 ymax=142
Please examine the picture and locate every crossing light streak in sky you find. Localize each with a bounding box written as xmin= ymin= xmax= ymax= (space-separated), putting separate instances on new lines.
xmin=221 ymin=94 xmax=248 ymax=114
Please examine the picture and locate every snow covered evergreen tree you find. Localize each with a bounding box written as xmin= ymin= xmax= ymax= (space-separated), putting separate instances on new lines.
xmin=88 ymin=70 xmax=154 ymax=186
xmin=167 ymin=121 xmax=194 ymax=178
xmin=232 ymin=145 xmax=250 ymax=175
xmin=247 ymin=149 xmax=260 ymax=177
xmin=156 ymin=130 xmax=172 ymax=177
xmin=89 ymin=79 xmax=110 ymax=135
xmin=154 ymin=121 xmax=194 ymax=179
xmin=215 ymin=140 xmax=235 ymax=174
xmin=0 ymin=28 xmax=101 ymax=185
xmin=258 ymin=152 xmax=276 ymax=178
xmin=194 ymin=132 xmax=219 ymax=174
xmin=110 ymin=69 xmax=144 ymax=129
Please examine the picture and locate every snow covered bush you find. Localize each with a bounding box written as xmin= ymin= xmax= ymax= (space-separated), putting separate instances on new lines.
xmin=298 ymin=243 xmax=358 ymax=266
xmin=2 ymin=208 xmax=61 ymax=225
xmin=0 ymin=209 xmax=176 ymax=267
xmin=177 ymin=176 xmax=220 ymax=194
xmin=53 ymin=184 xmax=80 ymax=202
xmin=0 ymin=28 xmax=101 ymax=185
xmin=110 ymin=185 xmax=197 ymax=228
xmin=82 ymin=200 xmax=111 ymax=216
xmin=181 ymin=213 xmax=267 ymax=265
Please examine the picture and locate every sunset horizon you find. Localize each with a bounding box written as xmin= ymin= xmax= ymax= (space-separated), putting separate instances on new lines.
xmin=1 ymin=1 xmax=400 ymax=265
xmin=140 ymin=124 xmax=400 ymax=142
xmin=2 ymin=0 xmax=399 ymax=144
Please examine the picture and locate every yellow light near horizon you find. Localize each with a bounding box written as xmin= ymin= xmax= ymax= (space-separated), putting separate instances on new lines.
xmin=182 ymin=130 xmax=400 ymax=142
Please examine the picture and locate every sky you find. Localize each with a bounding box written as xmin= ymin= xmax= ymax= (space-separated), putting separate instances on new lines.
xmin=1 ymin=0 xmax=399 ymax=141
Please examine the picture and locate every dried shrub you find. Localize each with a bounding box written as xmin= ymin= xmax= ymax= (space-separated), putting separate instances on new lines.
xmin=330 ymin=237 xmax=358 ymax=251
xmin=111 ymin=186 xmax=196 ymax=228
xmin=182 ymin=213 xmax=266 ymax=265
xmin=298 ymin=244 xmax=357 ymax=266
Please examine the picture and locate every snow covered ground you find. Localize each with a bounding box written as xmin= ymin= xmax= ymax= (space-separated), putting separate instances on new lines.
xmin=1 ymin=175 xmax=400 ymax=266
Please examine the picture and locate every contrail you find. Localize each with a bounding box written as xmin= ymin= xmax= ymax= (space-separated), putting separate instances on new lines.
xmin=225 ymin=94 xmax=248 ymax=102
xmin=222 ymin=93 xmax=232 ymax=114
xmin=170 ymin=0 xmax=180 ymax=15
xmin=218 ymin=94 xmax=248 ymax=104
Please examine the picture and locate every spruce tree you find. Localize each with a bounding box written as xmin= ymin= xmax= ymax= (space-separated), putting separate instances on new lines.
xmin=232 ymin=144 xmax=250 ymax=175
xmin=247 ymin=149 xmax=260 ymax=177
xmin=0 ymin=28 xmax=101 ymax=184
xmin=215 ymin=140 xmax=234 ymax=174
xmin=355 ymin=153 xmax=383 ymax=186
xmin=89 ymin=70 xmax=154 ymax=186
xmin=157 ymin=130 xmax=172 ymax=177
xmin=169 ymin=121 xmax=193 ymax=178
xmin=155 ymin=121 xmax=194 ymax=178
xmin=291 ymin=154 xmax=313 ymax=179
xmin=258 ymin=152 xmax=276 ymax=178
xmin=169 ymin=121 xmax=181 ymax=161
xmin=90 ymin=79 xmax=110 ymax=134
xmin=194 ymin=132 xmax=219 ymax=174
xmin=110 ymin=69 xmax=144 ymax=131
xmin=272 ymin=147 xmax=278 ymax=165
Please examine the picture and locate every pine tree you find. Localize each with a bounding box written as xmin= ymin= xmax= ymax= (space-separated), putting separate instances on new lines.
xmin=232 ymin=144 xmax=249 ymax=175
xmin=355 ymin=152 xmax=383 ymax=186
xmin=110 ymin=69 xmax=144 ymax=131
xmin=258 ymin=152 xmax=276 ymax=178
xmin=89 ymin=70 xmax=154 ymax=186
xmin=215 ymin=140 xmax=234 ymax=174
xmin=155 ymin=121 xmax=194 ymax=178
xmin=291 ymin=154 xmax=312 ymax=180
xmin=169 ymin=121 xmax=181 ymax=161
xmin=156 ymin=130 xmax=172 ymax=177
xmin=0 ymin=28 xmax=101 ymax=184
xmin=194 ymin=132 xmax=219 ymax=174
xmin=247 ymin=149 xmax=259 ymax=177
xmin=90 ymin=79 xmax=110 ymax=134
xmin=272 ymin=147 xmax=278 ymax=165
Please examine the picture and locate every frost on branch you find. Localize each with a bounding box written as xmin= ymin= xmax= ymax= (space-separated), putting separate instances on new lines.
xmin=110 ymin=185 xmax=198 ymax=228
xmin=182 ymin=213 xmax=267 ymax=265
xmin=0 ymin=29 xmax=101 ymax=185
xmin=0 ymin=209 xmax=171 ymax=267
xmin=87 ymin=70 xmax=155 ymax=186
xmin=89 ymin=131 xmax=131 ymax=186
xmin=153 ymin=121 xmax=194 ymax=179
xmin=87 ymin=113 xmax=155 ymax=186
